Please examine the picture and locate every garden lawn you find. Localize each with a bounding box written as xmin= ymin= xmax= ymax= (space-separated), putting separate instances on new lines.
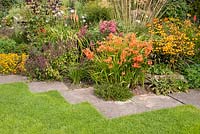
xmin=0 ymin=83 xmax=200 ymax=134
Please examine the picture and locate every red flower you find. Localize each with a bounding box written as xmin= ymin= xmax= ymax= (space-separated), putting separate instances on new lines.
xmin=194 ymin=15 xmax=197 ymax=22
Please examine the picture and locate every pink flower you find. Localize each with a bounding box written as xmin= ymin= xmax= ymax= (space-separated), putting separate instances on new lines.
xmin=99 ymin=20 xmax=117 ymax=34
xmin=77 ymin=25 xmax=88 ymax=38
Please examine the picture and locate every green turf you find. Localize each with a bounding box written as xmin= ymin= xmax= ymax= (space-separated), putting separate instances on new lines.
xmin=0 ymin=83 xmax=200 ymax=134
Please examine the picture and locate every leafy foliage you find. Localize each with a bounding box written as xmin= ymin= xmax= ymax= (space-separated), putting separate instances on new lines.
xmin=161 ymin=0 xmax=190 ymax=19
xmin=149 ymin=77 xmax=188 ymax=95
xmin=182 ymin=64 xmax=200 ymax=89
xmin=147 ymin=63 xmax=173 ymax=75
xmin=25 ymin=41 xmax=79 ymax=80
xmin=0 ymin=37 xmax=28 ymax=54
xmin=67 ymin=63 xmax=83 ymax=84
xmin=95 ymin=83 xmax=133 ymax=101
xmin=83 ymin=1 xmax=112 ymax=23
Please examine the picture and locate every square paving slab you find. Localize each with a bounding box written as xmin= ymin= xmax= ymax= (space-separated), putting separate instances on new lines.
xmin=29 ymin=81 xmax=69 ymax=92
xmin=169 ymin=90 xmax=200 ymax=108
xmin=0 ymin=75 xmax=27 ymax=84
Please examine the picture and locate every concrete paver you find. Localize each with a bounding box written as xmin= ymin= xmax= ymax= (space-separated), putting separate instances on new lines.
xmin=29 ymin=81 xmax=69 ymax=93
xmin=169 ymin=90 xmax=200 ymax=108
xmin=0 ymin=75 xmax=27 ymax=84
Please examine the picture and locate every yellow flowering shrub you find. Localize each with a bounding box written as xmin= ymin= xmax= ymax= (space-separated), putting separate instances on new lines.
xmin=148 ymin=18 xmax=198 ymax=64
xmin=0 ymin=53 xmax=28 ymax=74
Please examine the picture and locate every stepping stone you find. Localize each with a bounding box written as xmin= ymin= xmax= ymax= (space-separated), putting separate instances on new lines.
xmin=62 ymin=88 xmax=182 ymax=118
xmin=0 ymin=75 xmax=27 ymax=84
xmin=169 ymin=90 xmax=200 ymax=108
xmin=29 ymin=81 xmax=69 ymax=93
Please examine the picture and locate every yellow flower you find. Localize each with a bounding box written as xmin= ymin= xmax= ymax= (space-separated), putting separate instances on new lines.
xmin=0 ymin=53 xmax=28 ymax=74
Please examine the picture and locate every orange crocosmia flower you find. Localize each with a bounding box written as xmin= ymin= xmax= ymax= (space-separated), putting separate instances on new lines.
xmin=114 ymin=37 xmax=123 ymax=46
xmin=132 ymin=63 xmax=141 ymax=68
xmin=130 ymin=33 xmax=136 ymax=42
xmin=82 ymin=48 xmax=94 ymax=60
xmin=97 ymin=45 xmax=106 ymax=52
xmin=108 ymin=64 xmax=113 ymax=69
xmin=164 ymin=18 xmax=169 ymax=22
xmin=120 ymin=50 xmax=128 ymax=63
xmin=108 ymin=33 xmax=114 ymax=40
xmin=124 ymin=47 xmax=130 ymax=51
xmin=129 ymin=40 xmax=137 ymax=47
xmin=106 ymin=46 xmax=114 ymax=52
xmin=118 ymin=61 xmax=122 ymax=65
xmin=139 ymin=42 xmax=148 ymax=48
xmin=145 ymin=45 xmax=153 ymax=56
xmin=132 ymin=50 xmax=139 ymax=55
xmin=103 ymin=57 xmax=112 ymax=63
xmin=133 ymin=55 xmax=143 ymax=62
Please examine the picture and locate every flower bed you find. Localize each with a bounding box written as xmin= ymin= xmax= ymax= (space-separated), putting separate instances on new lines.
xmin=0 ymin=53 xmax=27 ymax=74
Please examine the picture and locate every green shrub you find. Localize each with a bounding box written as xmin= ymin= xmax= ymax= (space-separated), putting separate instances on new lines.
xmin=8 ymin=1 xmax=68 ymax=44
xmin=83 ymin=1 xmax=112 ymax=23
xmin=149 ymin=78 xmax=189 ymax=95
xmin=0 ymin=0 xmax=18 ymax=12
xmin=0 ymin=0 xmax=24 ymax=19
xmin=160 ymin=0 xmax=190 ymax=19
xmin=94 ymin=83 xmax=133 ymax=101
xmin=25 ymin=36 xmax=81 ymax=81
xmin=0 ymin=37 xmax=28 ymax=54
xmin=182 ymin=64 xmax=200 ymax=89
xmin=0 ymin=38 xmax=16 ymax=53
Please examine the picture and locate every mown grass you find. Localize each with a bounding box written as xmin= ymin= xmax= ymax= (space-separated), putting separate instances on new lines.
xmin=0 ymin=83 xmax=200 ymax=134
